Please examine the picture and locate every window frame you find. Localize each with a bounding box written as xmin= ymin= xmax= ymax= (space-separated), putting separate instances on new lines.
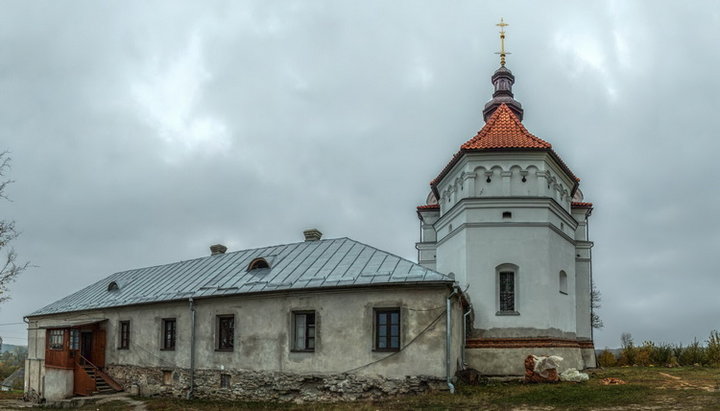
xmin=118 ymin=321 xmax=130 ymax=350
xmin=220 ymin=373 xmax=231 ymax=388
xmin=216 ymin=315 xmax=234 ymax=352
xmin=291 ymin=311 xmax=316 ymax=352
xmin=70 ymin=329 xmax=80 ymax=351
xmin=374 ymin=308 xmax=401 ymax=352
xmin=496 ymin=263 xmax=520 ymax=315
xmin=161 ymin=318 xmax=176 ymax=351
xmin=48 ymin=329 xmax=65 ymax=350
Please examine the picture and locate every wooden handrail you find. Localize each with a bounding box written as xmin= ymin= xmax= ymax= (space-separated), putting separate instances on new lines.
xmin=78 ymin=354 xmax=99 ymax=370
xmin=77 ymin=354 xmax=123 ymax=392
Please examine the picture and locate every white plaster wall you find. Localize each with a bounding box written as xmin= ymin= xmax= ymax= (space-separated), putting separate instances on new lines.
xmin=436 ymin=152 xmax=576 ymax=216
xmin=466 ymin=346 xmax=586 ymax=376
xmin=454 ymin=225 xmax=577 ymax=336
xmin=435 ymin=198 xmax=579 ymax=336
xmin=43 ymin=368 xmax=73 ymax=401
xmin=27 ymin=286 xmax=458 ymax=383
xmin=432 ymin=149 xmax=582 ymax=339
xmin=24 ymin=322 xmax=46 ymax=397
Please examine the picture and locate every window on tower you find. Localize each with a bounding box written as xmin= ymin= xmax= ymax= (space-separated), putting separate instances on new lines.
xmin=499 ymin=272 xmax=515 ymax=311
xmin=496 ymin=264 xmax=519 ymax=315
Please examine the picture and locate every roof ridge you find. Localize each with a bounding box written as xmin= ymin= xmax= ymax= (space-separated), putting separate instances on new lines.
xmin=107 ymin=237 xmax=350 ymax=277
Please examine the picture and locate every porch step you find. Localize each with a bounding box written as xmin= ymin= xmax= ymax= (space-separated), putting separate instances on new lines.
xmin=82 ymin=365 xmax=122 ymax=394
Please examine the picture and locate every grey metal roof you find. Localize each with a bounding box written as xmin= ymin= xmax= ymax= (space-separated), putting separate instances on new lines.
xmin=29 ymin=237 xmax=452 ymax=317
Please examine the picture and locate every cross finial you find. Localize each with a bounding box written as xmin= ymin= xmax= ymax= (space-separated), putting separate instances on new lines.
xmin=495 ymin=18 xmax=510 ymax=66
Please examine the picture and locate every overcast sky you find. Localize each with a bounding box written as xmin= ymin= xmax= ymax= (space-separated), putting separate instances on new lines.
xmin=1 ymin=1 xmax=719 ymax=349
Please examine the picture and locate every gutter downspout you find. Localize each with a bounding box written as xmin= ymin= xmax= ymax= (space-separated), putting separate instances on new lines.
xmin=461 ymin=304 xmax=473 ymax=369
xmin=587 ymin=211 xmax=599 ymax=369
xmin=446 ymin=287 xmax=458 ymax=394
xmin=188 ymin=298 xmax=196 ymax=400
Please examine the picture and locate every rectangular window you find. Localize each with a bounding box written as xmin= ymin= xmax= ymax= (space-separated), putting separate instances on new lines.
xmin=49 ymin=329 xmax=65 ymax=350
xmin=220 ymin=373 xmax=231 ymax=388
xmin=70 ymin=329 xmax=80 ymax=350
xmin=162 ymin=318 xmax=176 ymax=350
xmin=119 ymin=321 xmax=130 ymax=349
xmin=375 ymin=309 xmax=400 ymax=351
xmin=217 ymin=315 xmax=234 ymax=351
xmin=499 ymin=271 xmax=515 ymax=312
xmin=293 ymin=312 xmax=316 ymax=352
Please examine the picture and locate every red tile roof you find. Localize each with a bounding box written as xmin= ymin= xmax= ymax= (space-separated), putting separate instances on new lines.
xmin=430 ymin=104 xmax=579 ymax=195
xmin=571 ymin=202 xmax=593 ymax=208
xmin=461 ymin=104 xmax=552 ymax=150
xmin=416 ymin=204 xmax=440 ymax=210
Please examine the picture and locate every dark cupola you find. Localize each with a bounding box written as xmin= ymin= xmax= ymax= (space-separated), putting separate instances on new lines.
xmin=483 ymin=66 xmax=524 ymax=121
xmin=482 ymin=18 xmax=524 ymax=122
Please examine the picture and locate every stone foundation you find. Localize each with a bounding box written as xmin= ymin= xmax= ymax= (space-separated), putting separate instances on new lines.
xmin=105 ymin=364 xmax=445 ymax=402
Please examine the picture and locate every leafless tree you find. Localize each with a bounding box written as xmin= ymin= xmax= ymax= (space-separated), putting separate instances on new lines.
xmin=0 ymin=151 xmax=27 ymax=304
xmin=591 ymin=280 xmax=603 ymax=329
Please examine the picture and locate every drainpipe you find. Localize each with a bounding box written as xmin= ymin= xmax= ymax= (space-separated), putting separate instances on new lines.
xmin=188 ymin=298 xmax=196 ymax=400
xmin=461 ymin=304 xmax=473 ymax=369
xmin=446 ymin=287 xmax=458 ymax=394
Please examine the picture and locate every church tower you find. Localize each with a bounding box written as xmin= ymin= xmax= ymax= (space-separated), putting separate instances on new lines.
xmin=416 ymin=21 xmax=595 ymax=375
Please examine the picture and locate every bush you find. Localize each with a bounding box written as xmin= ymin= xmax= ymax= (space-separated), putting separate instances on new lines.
xmin=597 ymin=349 xmax=617 ymax=367
xmin=618 ymin=333 xmax=636 ymax=366
xmin=649 ymin=342 xmax=673 ymax=366
xmin=610 ymin=331 xmax=720 ymax=367
xmin=679 ymin=338 xmax=707 ymax=366
xmin=707 ymin=330 xmax=720 ymax=367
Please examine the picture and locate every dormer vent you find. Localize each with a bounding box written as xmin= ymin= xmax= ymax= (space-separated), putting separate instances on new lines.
xmin=108 ymin=281 xmax=119 ymax=291
xmin=210 ymin=244 xmax=227 ymax=256
xmin=303 ymin=229 xmax=322 ymax=242
xmin=248 ymin=257 xmax=270 ymax=271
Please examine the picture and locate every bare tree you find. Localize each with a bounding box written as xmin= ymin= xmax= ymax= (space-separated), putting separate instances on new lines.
xmin=0 ymin=152 xmax=27 ymax=303
xmin=591 ymin=280 xmax=603 ymax=329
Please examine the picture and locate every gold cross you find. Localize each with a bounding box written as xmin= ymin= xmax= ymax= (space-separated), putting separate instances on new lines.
xmin=495 ymin=18 xmax=510 ymax=66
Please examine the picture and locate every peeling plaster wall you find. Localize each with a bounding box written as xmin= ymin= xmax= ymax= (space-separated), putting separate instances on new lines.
xmin=26 ymin=285 xmax=463 ymax=399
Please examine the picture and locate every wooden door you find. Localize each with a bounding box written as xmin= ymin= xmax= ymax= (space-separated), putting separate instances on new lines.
xmin=93 ymin=329 xmax=106 ymax=368
xmin=81 ymin=332 xmax=93 ymax=362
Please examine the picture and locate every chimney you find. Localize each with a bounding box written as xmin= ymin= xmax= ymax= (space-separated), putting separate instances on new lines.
xmin=210 ymin=244 xmax=227 ymax=255
xmin=303 ymin=229 xmax=322 ymax=242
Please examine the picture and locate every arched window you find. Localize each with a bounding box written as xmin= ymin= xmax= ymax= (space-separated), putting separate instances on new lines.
xmin=248 ymin=258 xmax=270 ymax=271
xmin=496 ymin=263 xmax=519 ymax=315
xmin=559 ymin=271 xmax=568 ymax=295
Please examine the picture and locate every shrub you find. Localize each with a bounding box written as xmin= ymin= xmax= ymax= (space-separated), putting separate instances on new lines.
xmin=679 ymin=338 xmax=707 ymax=366
xmin=597 ymin=349 xmax=617 ymax=367
xmin=618 ymin=333 xmax=636 ymax=366
xmin=650 ymin=342 xmax=673 ymax=366
xmin=706 ymin=330 xmax=720 ymax=366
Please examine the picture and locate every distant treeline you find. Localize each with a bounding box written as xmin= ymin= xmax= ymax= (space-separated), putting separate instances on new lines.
xmin=598 ymin=330 xmax=720 ymax=367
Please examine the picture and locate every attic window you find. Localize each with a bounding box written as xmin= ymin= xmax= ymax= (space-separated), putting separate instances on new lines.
xmin=248 ymin=258 xmax=270 ymax=271
xmin=502 ymin=211 xmax=512 ymax=219
xmin=108 ymin=281 xmax=119 ymax=291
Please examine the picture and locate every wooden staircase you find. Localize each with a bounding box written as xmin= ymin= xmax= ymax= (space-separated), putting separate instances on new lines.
xmin=75 ymin=355 xmax=123 ymax=396
xmin=81 ymin=364 xmax=120 ymax=395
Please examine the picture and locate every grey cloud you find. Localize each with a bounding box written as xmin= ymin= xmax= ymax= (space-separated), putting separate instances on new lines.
xmin=0 ymin=0 xmax=718 ymax=348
